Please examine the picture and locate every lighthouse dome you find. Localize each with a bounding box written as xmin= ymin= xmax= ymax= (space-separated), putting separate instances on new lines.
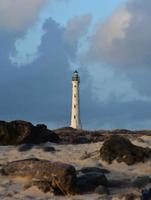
xmin=72 ymin=70 xmax=80 ymax=82
xmin=73 ymin=70 xmax=78 ymax=77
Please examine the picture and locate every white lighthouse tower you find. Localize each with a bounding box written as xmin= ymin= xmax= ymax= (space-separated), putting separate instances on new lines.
xmin=70 ymin=70 xmax=82 ymax=129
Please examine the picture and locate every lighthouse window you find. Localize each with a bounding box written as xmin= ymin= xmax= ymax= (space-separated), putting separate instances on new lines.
xmin=74 ymin=105 xmax=76 ymax=108
xmin=74 ymin=115 xmax=76 ymax=119
xmin=74 ymin=94 xmax=76 ymax=98
xmin=74 ymin=85 xmax=76 ymax=88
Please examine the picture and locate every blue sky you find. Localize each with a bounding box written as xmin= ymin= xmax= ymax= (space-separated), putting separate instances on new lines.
xmin=47 ymin=0 xmax=127 ymax=25
xmin=0 ymin=0 xmax=151 ymax=130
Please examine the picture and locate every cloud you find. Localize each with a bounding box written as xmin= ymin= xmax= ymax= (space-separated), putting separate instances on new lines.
xmin=1 ymin=1 xmax=151 ymax=130
xmin=88 ymin=64 xmax=151 ymax=103
xmin=88 ymin=0 xmax=151 ymax=68
xmin=64 ymin=15 xmax=92 ymax=45
xmin=0 ymin=0 xmax=47 ymax=30
xmin=0 ymin=18 xmax=76 ymax=126
xmin=82 ymin=0 xmax=151 ymax=113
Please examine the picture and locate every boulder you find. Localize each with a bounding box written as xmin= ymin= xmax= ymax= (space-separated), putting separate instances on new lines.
xmin=121 ymin=193 xmax=140 ymax=200
xmin=94 ymin=185 xmax=109 ymax=195
xmin=79 ymin=167 xmax=110 ymax=174
xmin=132 ymin=176 xmax=151 ymax=188
xmin=24 ymin=181 xmax=54 ymax=193
xmin=141 ymin=188 xmax=151 ymax=200
xmin=0 ymin=120 xmax=60 ymax=145
xmin=18 ymin=144 xmax=34 ymax=151
xmin=108 ymin=179 xmax=130 ymax=188
xmin=32 ymin=124 xmax=60 ymax=144
xmin=54 ymin=127 xmax=105 ymax=144
xmin=100 ymin=135 xmax=151 ymax=165
xmin=76 ymin=172 xmax=108 ymax=193
xmin=1 ymin=158 xmax=77 ymax=195
xmin=69 ymin=136 xmax=91 ymax=144
xmin=42 ymin=146 xmax=56 ymax=152
xmin=0 ymin=120 xmax=33 ymax=145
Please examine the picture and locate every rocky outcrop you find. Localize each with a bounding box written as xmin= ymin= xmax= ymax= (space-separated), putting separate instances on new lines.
xmin=121 ymin=193 xmax=140 ymax=200
xmin=131 ymin=176 xmax=151 ymax=188
xmin=78 ymin=167 xmax=110 ymax=174
xmin=1 ymin=158 xmax=77 ymax=195
xmin=142 ymin=189 xmax=151 ymax=200
xmin=76 ymin=172 xmax=108 ymax=193
xmin=94 ymin=185 xmax=109 ymax=195
xmin=100 ymin=135 xmax=151 ymax=165
xmin=54 ymin=127 xmax=151 ymax=144
xmin=0 ymin=120 xmax=60 ymax=145
xmin=54 ymin=127 xmax=105 ymax=144
xmin=1 ymin=159 xmax=109 ymax=195
xmin=1 ymin=122 xmax=151 ymax=145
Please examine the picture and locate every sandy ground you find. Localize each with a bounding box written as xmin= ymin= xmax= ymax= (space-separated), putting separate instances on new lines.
xmin=0 ymin=135 xmax=151 ymax=200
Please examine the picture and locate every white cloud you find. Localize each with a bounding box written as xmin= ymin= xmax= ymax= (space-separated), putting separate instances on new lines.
xmin=87 ymin=0 xmax=151 ymax=68
xmin=94 ymin=6 xmax=131 ymax=48
xmin=88 ymin=64 xmax=151 ymax=103
xmin=64 ymin=14 xmax=92 ymax=44
xmin=0 ymin=0 xmax=47 ymax=30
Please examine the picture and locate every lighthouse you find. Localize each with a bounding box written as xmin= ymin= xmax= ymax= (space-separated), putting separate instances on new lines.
xmin=70 ymin=70 xmax=82 ymax=129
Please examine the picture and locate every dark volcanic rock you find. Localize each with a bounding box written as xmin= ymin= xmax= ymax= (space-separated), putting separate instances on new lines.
xmin=54 ymin=127 xmax=151 ymax=144
xmin=76 ymin=172 xmax=108 ymax=193
xmin=108 ymin=179 xmax=130 ymax=188
xmin=0 ymin=120 xmax=60 ymax=145
xmin=54 ymin=127 xmax=105 ymax=144
xmin=122 ymin=193 xmax=140 ymax=200
xmin=18 ymin=144 xmax=34 ymax=151
xmin=25 ymin=181 xmax=54 ymax=193
xmin=1 ymin=158 xmax=77 ymax=195
xmin=95 ymin=185 xmax=109 ymax=195
xmin=142 ymin=188 xmax=151 ymax=200
xmin=100 ymin=135 xmax=151 ymax=165
xmin=42 ymin=146 xmax=56 ymax=152
xmin=132 ymin=176 xmax=151 ymax=188
xmin=79 ymin=167 xmax=110 ymax=174
xmin=69 ymin=136 xmax=91 ymax=144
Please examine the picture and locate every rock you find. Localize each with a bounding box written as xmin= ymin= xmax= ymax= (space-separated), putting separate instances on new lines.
xmin=69 ymin=136 xmax=91 ymax=144
xmin=121 ymin=193 xmax=140 ymax=200
xmin=79 ymin=167 xmax=110 ymax=174
xmin=108 ymin=179 xmax=130 ymax=188
xmin=95 ymin=185 xmax=109 ymax=195
xmin=25 ymin=181 xmax=54 ymax=193
xmin=141 ymin=188 xmax=151 ymax=200
xmin=132 ymin=176 xmax=151 ymax=188
xmin=33 ymin=124 xmax=60 ymax=144
xmin=1 ymin=158 xmax=77 ymax=195
xmin=100 ymin=135 xmax=151 ymax=165
xmin=76 ymin=172 xmax=108 ymax=193
xmin=54 ymin=127 xmax=105 ymax=144
xmin=18 ymin=144 xmax=34 ymax=151
xmin=42 ymin=146 xmax=56 ymax=152
xmin=0 ymin=120 xmax=60 ymax=145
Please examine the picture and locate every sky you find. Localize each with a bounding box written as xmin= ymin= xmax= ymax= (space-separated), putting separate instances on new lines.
xmin=0 ymin=0 xmax=151 ymax=130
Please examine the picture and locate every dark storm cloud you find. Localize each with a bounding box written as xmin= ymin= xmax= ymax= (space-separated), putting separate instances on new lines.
xmin=0 ymin=19 xmax=75 ymax=126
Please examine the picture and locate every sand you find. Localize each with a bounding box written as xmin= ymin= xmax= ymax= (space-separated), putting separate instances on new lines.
xmin=0 ymin=135 xmax=151 ymax=199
